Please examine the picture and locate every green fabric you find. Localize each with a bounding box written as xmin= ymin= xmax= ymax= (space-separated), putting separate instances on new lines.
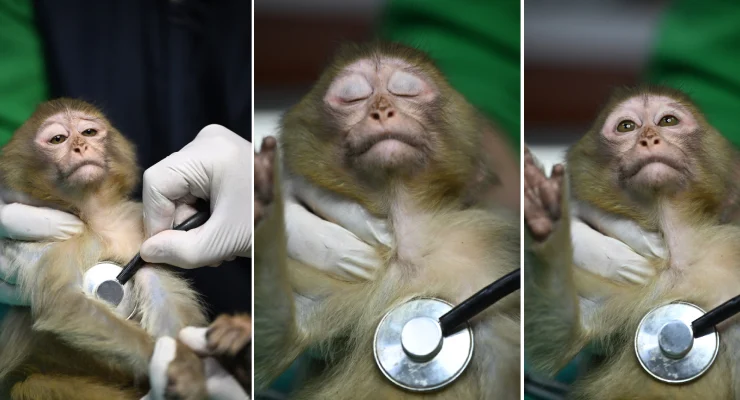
xmin=645 ymin=1 xmax=740 ymax=148
xmin=0 ymin=0 xmax=48 ymax=146
xmin=378 ymin=0 xmax=521 ymax=150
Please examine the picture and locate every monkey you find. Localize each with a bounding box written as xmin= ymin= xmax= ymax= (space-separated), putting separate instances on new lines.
xmin=0 ymin=98 xmax=209 ymax=400
xmin=524 ymin=85 xmax=740 ymax=399
xmin=253 ymin=42 xmax=521 ymax=399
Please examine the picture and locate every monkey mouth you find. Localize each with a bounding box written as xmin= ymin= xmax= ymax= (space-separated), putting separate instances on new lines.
xmin=620 ymin=156 xmax=686 ymax=180
xmin=347 ymin=133 xmax=428 ymax=157
xmin=65 ymin=160 xmax=106 ymax=179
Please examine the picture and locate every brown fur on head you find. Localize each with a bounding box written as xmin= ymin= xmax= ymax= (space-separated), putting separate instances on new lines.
xmin=0 ymin=98 xmax=139 ymax=212
xmin=566 ymin=85 xmax=737 ymax=226
xmin=279 ymin=42 xmax=489 ymax=214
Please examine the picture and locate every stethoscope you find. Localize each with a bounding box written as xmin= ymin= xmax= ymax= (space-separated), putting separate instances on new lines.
xmin=81 ymin=202 xmax=210 ymax=317
xmin=373 ymin=268 xmax=520 ymax=392
xmin=633 ymin=295 xmax=740 ymax=384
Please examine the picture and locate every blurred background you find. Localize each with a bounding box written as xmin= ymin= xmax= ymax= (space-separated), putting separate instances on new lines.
xmin=254 ymin=0 xmax=381 ymax=149
xmin=526 ymin=0 xmax=740 ymax=171
xmin=525 ymin=0 xmax=668 ymax=170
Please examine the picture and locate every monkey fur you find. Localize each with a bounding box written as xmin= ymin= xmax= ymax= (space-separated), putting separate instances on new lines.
xmin=0 ymin=99 xmax=208 ymax=399
xmin=254 ymin=42 xmax=521 ymax=399
xmin=525 ymin=85 xmax=740 ymax=399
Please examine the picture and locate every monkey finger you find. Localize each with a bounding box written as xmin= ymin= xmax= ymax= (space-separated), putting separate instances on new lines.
xmin=541 ymin=181 xmax=562 ymax=221
xmin=525 ymin=217 xmax=552 ymax=242
xmin=259 ymin=135 xmax=277 ymax=153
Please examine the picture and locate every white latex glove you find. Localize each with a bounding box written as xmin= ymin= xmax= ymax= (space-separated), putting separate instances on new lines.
xmin=0 ymin=192 xmax=83 ymax=305
xmin=284 ymin=177 xmax=392 ymax=282
xmin=571 ymin=201 xmax=668 ymax=285
xmin=140 ymin=125 xmax=252 ymax=269
xmin=143 ymin=328 xmax=250 ymax=400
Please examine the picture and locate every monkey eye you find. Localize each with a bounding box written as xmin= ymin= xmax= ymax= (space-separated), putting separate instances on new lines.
xmin=334 ymin=76 xmax=373 ymax=103
xmin=81 ymin=128 xmax=98 ymax=136
xmin=658 ymin=115 xmax=679 ymax=127
xmin=616 ymin=120 xmax=636 ymax=133
xmin=49 ymin=135 xmax=67 ymax=144
xmin=388 ymin=70 xmax=424 ymax=97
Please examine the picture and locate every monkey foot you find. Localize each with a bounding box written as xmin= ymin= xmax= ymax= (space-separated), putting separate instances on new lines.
xmin=207 ymin=314 xmax=252 ymax=357
xmin=524 ymin=146 xmax=564 ymax=242
xmin=165 ymin=340 xmax=207 ymax=400
xmin=255 ymin=136 xmax=277 ymax=227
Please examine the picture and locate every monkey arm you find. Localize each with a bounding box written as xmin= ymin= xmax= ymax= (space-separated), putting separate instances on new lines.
xmin=254 ymin=175 xmax=304 ymax=388
xmin=19 ymin=240 xmax=156 ymax=376
xmin=131 ymin=267 xmax=208 ymax=338
xmin=524 ymin=185 xmax=593 ymax=375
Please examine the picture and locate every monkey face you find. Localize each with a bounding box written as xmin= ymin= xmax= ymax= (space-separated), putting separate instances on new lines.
xmin=601 ymin=95 xmax=698 ymax=196
xmin=34 ymin=111 xmax=110 ymax=189
xmin=324 ymin=58 xmax=438 ymax=173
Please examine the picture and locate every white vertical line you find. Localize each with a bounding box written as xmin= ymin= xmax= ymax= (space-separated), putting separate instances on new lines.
xmin=251 ymin=0 xmax=256 ymax=395
xmin=520 ymin=0 xmax=526 ymax=397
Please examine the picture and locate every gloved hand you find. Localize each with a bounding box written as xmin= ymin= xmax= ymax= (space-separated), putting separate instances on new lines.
xmin=140 ymin=125 xmax=252 ymax=269
xmin=143 ymin=328 xmax=250 ymax=400
xmin=571 ymin=201 xmax=667 ymax=286
xmin=284 ymin=177 xmax=392 ymax=282
xmin=0 ymin=191 xmax=83 ymax=305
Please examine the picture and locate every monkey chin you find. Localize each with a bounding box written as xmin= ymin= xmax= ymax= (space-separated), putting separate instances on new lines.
xmin=628 ymin=163 xmax=686 ymax=196
xmin=355 ymin=139 xmax=427 ymax=175
xmin=66 ymin=164 xmax=107 ymax=188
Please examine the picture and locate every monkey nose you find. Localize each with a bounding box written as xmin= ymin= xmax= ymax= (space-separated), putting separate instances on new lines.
xmin=639 ymin=131 xmax=662 ymax=148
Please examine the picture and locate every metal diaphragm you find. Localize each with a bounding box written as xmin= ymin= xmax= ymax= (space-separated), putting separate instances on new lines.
xmin=373 ymin=297 xmax=474 ymax=392
xmin=635 ymin=301 xmax=719 ymax=384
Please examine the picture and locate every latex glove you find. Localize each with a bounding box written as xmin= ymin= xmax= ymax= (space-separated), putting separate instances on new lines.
xmin=143 ymin=329 xmax=249 ymax=400
xmin=0 ymin=192 xmax=83 ymax=305
xmin=571 ymin=201 xmax=668 ymax=285
xmin=140 ymin=125 xmax=252 ymax=269
xmin=284 ymin=177 xmax=392 ymax=282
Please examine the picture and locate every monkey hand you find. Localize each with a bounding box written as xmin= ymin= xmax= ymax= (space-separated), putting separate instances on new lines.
xmin=145 ymin=333 xmax=250 ymax=400
xmin=570 ymin=202 xmax=667 ymax=285
xmin=285 ymin=179 xmax=392 ymax=282
xmin=523 ymin=146 xmax=564 ymax=242
xmin=140 ymin=124 xmax=252 ymax=269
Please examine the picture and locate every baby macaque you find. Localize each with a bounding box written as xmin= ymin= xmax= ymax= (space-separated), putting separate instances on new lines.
xmin=254 ymin=43 xmax=521 ymax=399
xmin=0 ymin=99 xmax=208 ymax=400
xmin=524 ymin=85 xmax=740 ymax=399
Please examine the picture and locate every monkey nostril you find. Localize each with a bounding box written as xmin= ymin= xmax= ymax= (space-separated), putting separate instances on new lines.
xmin=371 ymin=112 xmax=380 ymax=121
xmin=387 ymin=110 xmax=395 ymax=118
xmin=653 ymin=138 xmax=660 ymax=145
xmin=640 ymin=139 xmax=648 ymax=147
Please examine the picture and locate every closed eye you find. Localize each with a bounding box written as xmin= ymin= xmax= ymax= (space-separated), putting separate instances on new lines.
xmin=335 ymin=76 xmax=373 ymax=103
xmin=387 ymin=70 xmax=424 ymax=97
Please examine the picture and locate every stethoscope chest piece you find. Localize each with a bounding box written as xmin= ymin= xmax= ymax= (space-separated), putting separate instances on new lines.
xmin=82 ymin=262 xmax=135 ymax=320
xmin=635 ymin=302 xmax=718 ymax=384
xmin=373 ymin=297 xmax=473 ymax=392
